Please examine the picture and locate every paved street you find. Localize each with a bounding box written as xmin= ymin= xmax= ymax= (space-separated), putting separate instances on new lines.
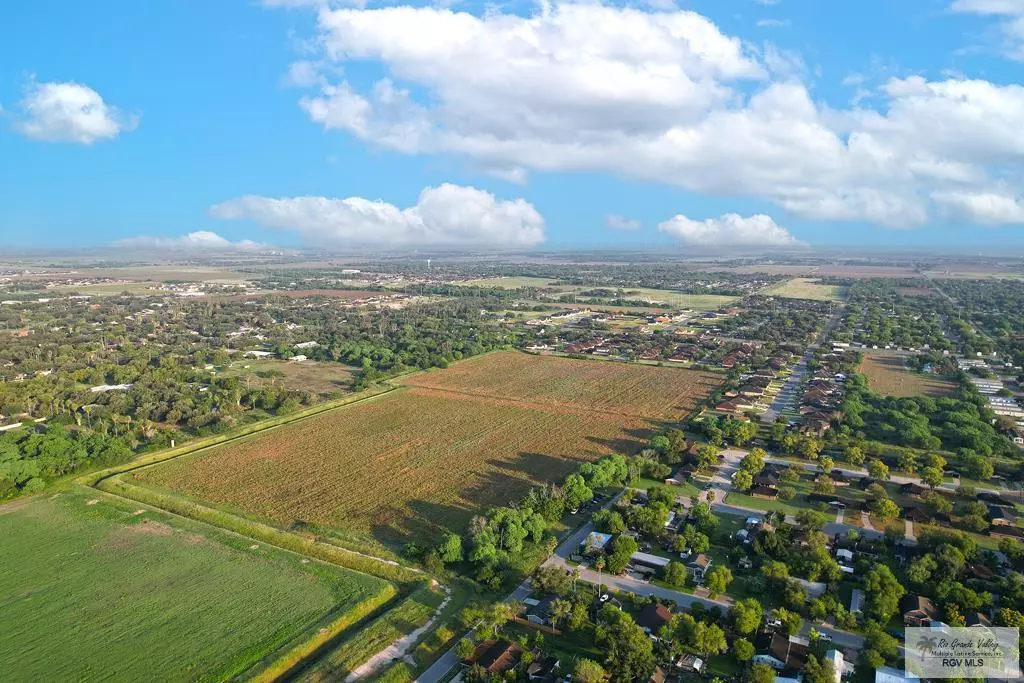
xmin=762 ymin=305 xmax=844 ymax=423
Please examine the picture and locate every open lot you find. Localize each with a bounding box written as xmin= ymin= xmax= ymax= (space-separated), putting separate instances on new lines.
xmin=133 ymin=353 xmax=719 ymax=547
xmin=228 ymin=289 xmax=386 ymax=300
xmin=456 ymin=276 xmax=561 ymax=288
xmin=859 ymin=354 xmax=957 ymax=398
xmin=221 ymin=359 xmax=357 ymax=398
xmin=763 ymin=278 xmax=846 ymax=301
xmin=0 ymin=493 xmax=389 ymax=683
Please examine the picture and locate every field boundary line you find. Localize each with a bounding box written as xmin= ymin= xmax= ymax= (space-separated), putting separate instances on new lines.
xmin=91 ymin=473 xmax=422 ymax=583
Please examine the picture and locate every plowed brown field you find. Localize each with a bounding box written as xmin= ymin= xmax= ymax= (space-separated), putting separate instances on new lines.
xmin=134 ymin=352 xmax=719 ymax=546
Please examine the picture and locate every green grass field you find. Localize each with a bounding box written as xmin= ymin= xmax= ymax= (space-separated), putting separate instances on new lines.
xmin=0 ymin=492 xmax=391 ymax=683
xmin=764 ymin=278 xmax=846 ymax=301
xmin=455 ymin=276 xmax=560 ymax=288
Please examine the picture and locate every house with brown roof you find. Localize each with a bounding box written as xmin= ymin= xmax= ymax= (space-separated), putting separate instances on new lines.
xmin=470 ymin=640 xmax=524 ymax=675
xmin=990 ymin=525 xmax=1024 ymax=540
xmin=901 ymin=594 xmax=940 ymax=627
xmin=900 ymin=482 xmax=929 ymax=500
xmin=903 ymin=507 xmax=931 ymax=524
xmin=967 ymin=563 xmax=996 ymax=581
xmin=752 ymin=633 xmax=809 ymax=673
xmin=716 ymin=399 xmax=752 ymax=414
xmin=636 ymin=602 xmax=673 ymax=637
xmin=664 ymin=468 xmax=688 ymax=486
xmin=751 ymin=485 xmax=780 ymax=500
xmin=687 ymin=553 xmax=712 ymax=581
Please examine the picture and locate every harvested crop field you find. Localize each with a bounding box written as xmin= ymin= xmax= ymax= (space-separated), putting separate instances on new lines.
xmin=860 ymin=354 xmax=956 ymax=398
xmin=134 ymin=353 xmax=719 ymax=546
xmin=0 ymin=493 xmax=389 ymax=683
xmin=404 ymin=352 xmax=719 ymax=420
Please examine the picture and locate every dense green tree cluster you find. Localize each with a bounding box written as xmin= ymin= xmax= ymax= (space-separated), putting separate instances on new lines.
xmin=0 ymin=423 xmax=130 ymax=497
xmin=843 ymin=373 xmax=1017 ymax=457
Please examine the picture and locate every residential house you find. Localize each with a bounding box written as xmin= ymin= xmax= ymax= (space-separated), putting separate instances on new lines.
xmin=648 ymin=666 xmax=668 ymax=683
xmin=825 ymin=650 xmax=845 ymax=683
xmin=752 ymin=633 xmax=809 ymax=674
xmin=581 ymin=532 xmax=613 ymax=555
xmin=850 ymin=588 xmax=865 ymax=615
xmin=967 ymin=563 xmax=996 ymax=581
xmin=966 ymin=611 xmax=992 ymax=628
xmin=687 ymin=553 xmax=712 ymax=581
xmin=903 ymin=507 xmax=931 ymax=524
xmin=716 ymin=399 xmax=752 ymax=414
xmin=829 ymin=469 xmax=850 ymax=487
xmin=990 ymin=525 xmax=1024 ymax=540
xmin=469 ymin=640 xmax=524 ymax=675
xmin=755 ymin=470 xmax=781 ymax=488
xmin=900 ymin=482 xmax=929 ymax=500
xmin=636 ymin=603 xmax=673 ymax=638
xmin=875 ymin=666 xmax=915 ymax=683
xmin=525 ymin=596 xmax=556 ymax=626
xmin=675 ymin=654 xmax=704 ymax=674
xmin=526 ymin=656 xmax=560 ymax=681
xmin=630 ymin=552 xmax=671 ymax=578
xmin=987 ymin=504 xmax=1014 ymax=526
xmin=751 ymin=485 xmax=780 ymax=500
xmin=901 ymin=594 xmax=940 ymax=627
xmin=664 ymin=469 xmax=688 ymax=486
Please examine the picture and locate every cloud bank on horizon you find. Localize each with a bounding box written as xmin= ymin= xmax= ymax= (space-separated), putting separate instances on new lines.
xmin=209 ymin=184 xmax=547 ymax=248
xmin=117 ymin=231 xmax=269 ymax=252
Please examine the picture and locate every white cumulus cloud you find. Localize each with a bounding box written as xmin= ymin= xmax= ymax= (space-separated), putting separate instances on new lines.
xmin=932 ymin=190 xmax=1024 ymax=224
xmin=606 ymin=214 xmax=642 ymax=231
xmin=277 ymin=1 xmax=1024 ymax=230
xmin=209 ymin=184 xmax=546 ymax=248
xmin=658 ymin=213 xmax=801 ymax=246
xmin=15 ymin=80 xmax=136 ymax=144
xmin=116 ymin=231 xmax=269 ymax=251
xmin=951 ymin=0 xmax=1024 ymax=60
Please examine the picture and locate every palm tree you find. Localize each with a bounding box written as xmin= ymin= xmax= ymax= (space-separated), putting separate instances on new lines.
xmin=551 ymin=598 xmax=572 ymax=629
xmin=594 ymin=556 xmax=606 ymax=592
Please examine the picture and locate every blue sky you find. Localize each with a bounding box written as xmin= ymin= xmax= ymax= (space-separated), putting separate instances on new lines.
xmin=2 ymin=0 xmax=1024 ymax=251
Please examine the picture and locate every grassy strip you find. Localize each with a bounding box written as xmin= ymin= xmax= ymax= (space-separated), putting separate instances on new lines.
xmin=253 ymin=585 xmax=399 ymax=683
xmin=295 ymin=584 xmax=446 ymax=680
xmin=409 ymin=582 xmax=478 ymax=670
xmin=95 ymin=475 xmax=421 ymax=585
xmin=372 ymin=662 xmax=416 ymax=683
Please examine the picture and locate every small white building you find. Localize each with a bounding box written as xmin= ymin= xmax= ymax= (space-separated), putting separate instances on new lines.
xmin=875 ymin=666 xmax=915 ymax=683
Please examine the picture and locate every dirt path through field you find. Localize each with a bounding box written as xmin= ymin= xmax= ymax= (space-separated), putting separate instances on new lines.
xmin=345 ymin=583 xmax=452 ymax=682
